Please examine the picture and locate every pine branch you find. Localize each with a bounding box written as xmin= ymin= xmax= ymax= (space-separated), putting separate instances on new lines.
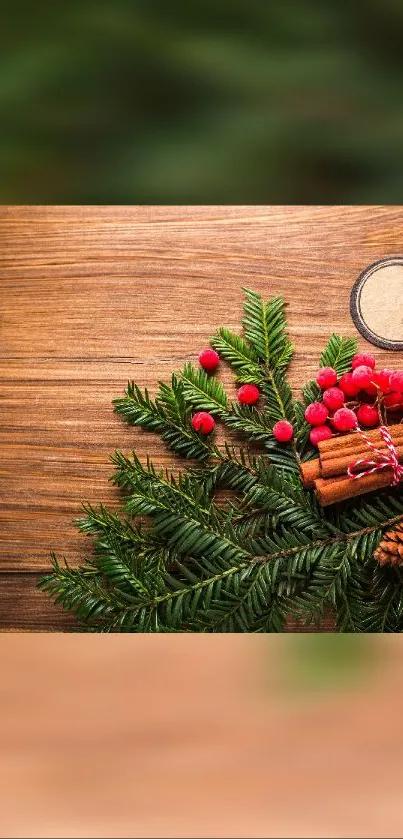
xmin=43 ymin=500 xmax=403 ymax=631
xmin=242 ymin=290 xmax=293 ymax=368
xmin=180 ymin=362 xmax=228 ymax=415
xmin=42 ymin=287 xmax=403 ymax=633
xmin=222 ymin=403 xmax=273 ymax=440
xmin=113 ymin=377 xmax=212 ymax=460
xmin=221 ymin=404 xmax=297 ymax=473
xmin=320 ymin=334 xmax=358 ymax=377
xmin=188 ymin=443 xmax=260 ymax=495
xmin=239 ymin=464 xmax=331 ymax=536
xmin=39 ymin=554 xmax=125 ymax=625
xmin=113 ymin=382 xmax=166 ymax=430
xmin=77 ymin=502 xmax=142 ymax=544
xmin=211 ymin=328 xmax=263 ymax=384
xmin=200 ymin=561 xmax=286 ymax=632
xmin=261 ymin=370 xmax=295 ymax=424
xmin=157 ymin=376 xmax=213 ymax=459
xmin=364 ymin=564 xmax=403 ymax=632
xmin=78 ymin=504 xmax=170 ymax=582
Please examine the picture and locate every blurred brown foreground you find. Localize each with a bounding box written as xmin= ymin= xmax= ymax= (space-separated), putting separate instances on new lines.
xmin=0 ymin=634 xmax=401 ymax=838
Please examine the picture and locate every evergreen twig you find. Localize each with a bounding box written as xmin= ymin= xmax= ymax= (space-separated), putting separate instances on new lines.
xmin=40 ymin=289 xmax=403 ymax=632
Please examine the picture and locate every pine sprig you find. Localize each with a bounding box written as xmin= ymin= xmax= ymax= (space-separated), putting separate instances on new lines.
xmin=157 ymin=376 xmax=213 ymax=460
xmin=41 ymin=288 xmax=403 ymax=632
xmin=242 ymin=289 xmax=293 ymax=369
xmin=180 ymin=362 xmax=228 ymax=415
xmin=240 ymin=463 xmax=330 ymax=536
xmin=261 ymin=371 xmax=295 ymax=424
xmin=113 ymin=377 xmax=212 ymax=460
xmin=113 ymin=382 xmax=166 ymax=430
xmin=211 ymin=328 xmax=262 ymax=384
xmin=320 ymin=334 xmax=358 ymax=377
xmin=41 ymin=508 xmax=403 ymax=632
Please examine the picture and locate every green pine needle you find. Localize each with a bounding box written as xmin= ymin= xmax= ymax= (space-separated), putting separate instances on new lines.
xmin=180 ymin=362 xmax=228 ymax=415
xmin=320 ymin=334 xmax=358 ymax=377
xmin=211 ymin=328 xmax=262 ymax=384
xmin=242 ymin=289 xmax=293 ymax=368
xmin=40 ymin=289 xmax=403 ymax=632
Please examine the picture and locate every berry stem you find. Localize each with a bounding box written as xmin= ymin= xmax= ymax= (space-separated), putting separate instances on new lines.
xmin=377 ymin=392 xmax=387 ymax=425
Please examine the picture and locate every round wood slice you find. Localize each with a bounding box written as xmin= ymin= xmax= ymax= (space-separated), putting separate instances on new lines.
xmin=350 ymin=256 xmax=403 ymax=349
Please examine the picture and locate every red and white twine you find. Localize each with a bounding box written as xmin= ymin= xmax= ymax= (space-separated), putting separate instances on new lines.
xmin=347 ymin=424 xmax=403 ymax=486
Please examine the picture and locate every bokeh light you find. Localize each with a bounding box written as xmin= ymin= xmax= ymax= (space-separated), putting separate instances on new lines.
xmin=2 ymin=0 xmax=403 ymax=202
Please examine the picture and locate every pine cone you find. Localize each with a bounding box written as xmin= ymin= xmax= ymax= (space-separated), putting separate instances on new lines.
xmin=375 ymin=523 xmax=403 ymax=566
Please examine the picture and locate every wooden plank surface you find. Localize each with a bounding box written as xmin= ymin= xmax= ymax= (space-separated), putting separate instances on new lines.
xmin=2 ymin=205 xmax=403 ymax=630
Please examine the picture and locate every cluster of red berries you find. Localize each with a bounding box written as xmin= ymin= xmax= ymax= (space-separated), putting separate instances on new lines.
xmin=191 ymin=349 xmax=261 ymax=435
xmin=190 ymin=347 xmax=403 ymax=449
xmin=304 ymin=352 xmax=403 ymax=447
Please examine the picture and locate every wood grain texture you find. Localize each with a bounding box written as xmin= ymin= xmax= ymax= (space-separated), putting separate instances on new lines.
xmin=2 ymin=205 xmax=403 ymax=630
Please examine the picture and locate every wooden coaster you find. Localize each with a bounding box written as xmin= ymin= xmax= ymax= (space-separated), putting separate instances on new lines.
xmin=350 ymin=257 xmax=403 ymax=350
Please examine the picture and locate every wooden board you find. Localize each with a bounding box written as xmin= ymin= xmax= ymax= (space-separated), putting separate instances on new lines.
xmin=2 ymin=205 xmax=403 ymax=630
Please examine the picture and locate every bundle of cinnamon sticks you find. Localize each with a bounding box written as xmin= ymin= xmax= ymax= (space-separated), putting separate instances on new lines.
xmin=300 ymin=424 xmax=403 ymax=506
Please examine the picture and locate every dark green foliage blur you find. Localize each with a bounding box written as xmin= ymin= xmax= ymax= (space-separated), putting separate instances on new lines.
xmin=2 ymin=0 xmax=403 ymax=203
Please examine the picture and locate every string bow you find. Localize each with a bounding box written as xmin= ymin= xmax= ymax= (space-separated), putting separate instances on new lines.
xmin=347 ymin=424 xmax=403 ymax=486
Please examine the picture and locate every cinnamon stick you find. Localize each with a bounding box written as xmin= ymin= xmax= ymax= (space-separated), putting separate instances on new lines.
xmin=318 ymin=424 xmax=403 ymax=461
xmin=314 ymin=469 xmax=395 ymax=506
xmin=322 ymin=442 xmax=403 ymax=479
xmin=299 ymin=424 xmax=403 ymax=488
xmin=299 ymin=459 xmax=321 ymax=487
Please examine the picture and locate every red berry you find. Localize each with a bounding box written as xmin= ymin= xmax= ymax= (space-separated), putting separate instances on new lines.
xmin=273 ymin=420 xmax=294 ymax=443
xmin=373 ymin=368 xmax=392 ymax=393
xmin=356 ymin=404 xmax=379 ymax=428
xmin=237 ymin=384 xmax=260 ymax=405
xmin=389 ymin=371 xmax=403 ymax=391
xmin=339 ymin=372 xmax=359 ymax=398
xmin=384 ymin=392 xmax=403 ymax=410
xmin=352 ymin=352 xmax=376 ymax=370
xmin=332 ymin=407 xmax=357 ymax=432
xmin=316 ymin=367 xmax=337 ymax=389
xmin=191 ymin=411 xmax=215 ymax=434
xmin=323 ymin=387 xmax=345 ymax=411
xmin=351 ymin=365 xmax=373 ymax=389
xmin=199 ymin=348 xmax=220 ymax=372
xmin=309 ymin=425 xmax=333 ymax=446
xmin=304 ymin=401 xmax=329 ymax=426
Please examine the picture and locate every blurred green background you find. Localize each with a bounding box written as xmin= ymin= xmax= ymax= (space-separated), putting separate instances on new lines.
xmin=2 ymin=0 xmax=403 ymax=203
